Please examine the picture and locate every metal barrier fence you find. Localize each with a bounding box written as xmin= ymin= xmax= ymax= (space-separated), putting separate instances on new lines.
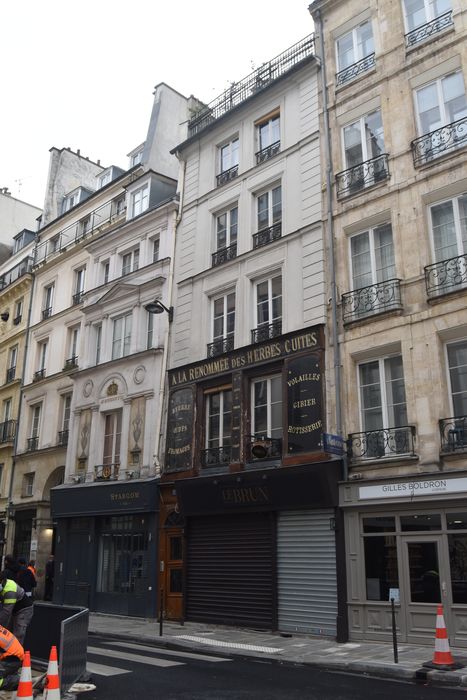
xmin=60 ymin=607 xmax=89 ymax=694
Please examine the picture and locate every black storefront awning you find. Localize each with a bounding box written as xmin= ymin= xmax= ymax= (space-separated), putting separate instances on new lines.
xmin=51 ymin=478 xmax=159 ymax=518
xmin=176 ymin=460 xmax=342 ymax=516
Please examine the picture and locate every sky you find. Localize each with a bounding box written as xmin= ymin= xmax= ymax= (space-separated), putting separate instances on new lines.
xmin=1 ymin=0 xmax=313 ymax=209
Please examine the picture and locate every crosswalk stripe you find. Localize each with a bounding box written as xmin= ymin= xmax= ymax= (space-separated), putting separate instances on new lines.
xmin=87 ymin=646 xmax=183 ymax=668
xmin=108 ymin=640 xmax=232 ymax=663
xmin=86 ymin=661 xmax=131 ymax=677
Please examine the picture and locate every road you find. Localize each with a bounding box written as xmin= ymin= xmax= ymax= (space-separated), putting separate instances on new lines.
xmin=84 ymin=635 xmax=466 ymax=699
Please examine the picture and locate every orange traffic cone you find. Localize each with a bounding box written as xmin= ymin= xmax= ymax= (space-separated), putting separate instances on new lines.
xmin=15 ymin=650 xmax=33 ymax=699
xmin=423 ymin=605 xmax=464 ymax=671
xmin=43 ymin=645 xmax=61 ymax=699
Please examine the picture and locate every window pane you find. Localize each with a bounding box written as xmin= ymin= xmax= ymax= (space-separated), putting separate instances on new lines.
xmin=365 ymin=111 xmax=385 ymax=158
xmin=257 ymin=193 xmax=269 ymax=229
xmin=337 ymin=31 xmax=354 ymax=70
xmin=344 ymin=122 xmax=363 ymax=167
xmin=449 ymin=534 xmax=467 ymax=604
xmin=374 ymin=224 xmax=395 ymax=281
xmin=447 ymin=513 xmax=467 ymax=529
xmin=364 ymin=535 xmax=399 ymax=600
xmin=417 ymin=83 xmax=442 ymax=133
xmin=431 ymin=200 xmax=458 ymax=260
xmin=448 ymin=341 xmax=467 ymax=416
xmin=407 ymin=541 xmax=441 ymax=603
xmin=170 ymin=536 xmax=182 ymax=561
xmin=351 ymin=232 xmax=372 ymax=288
xmin=356 ymin=21 xmax=374 ymax=58
xmin=404 ymin=0 xmax=426 ymax=31
xmin=400 ymin=514 xmax=441 ymax=531
xmin=442 ymin=73 xmax=467 ymax=124
xmin=363 ymin=516 xmax=396 ymax=533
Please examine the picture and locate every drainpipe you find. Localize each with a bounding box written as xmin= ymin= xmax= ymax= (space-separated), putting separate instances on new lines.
xmin=152 ymin=155 xmax=186 ymax=475
xmin=312 ymin=8 xmax=347 ymax=481
xmin=4 ymin=261 xmax=36 ymax=559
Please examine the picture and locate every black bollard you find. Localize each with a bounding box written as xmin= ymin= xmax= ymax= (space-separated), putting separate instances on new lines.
xmin=159 ymin=589 xmax=164 ymax=637
xmin=391 ymin=597 xmax=398 ymax=663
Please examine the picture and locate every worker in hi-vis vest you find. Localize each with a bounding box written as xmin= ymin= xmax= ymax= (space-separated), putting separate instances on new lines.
xmin=0 ymin=624 xmax=23 ymax=691
xmin=0 ymin=576 xmax=33 ymax=645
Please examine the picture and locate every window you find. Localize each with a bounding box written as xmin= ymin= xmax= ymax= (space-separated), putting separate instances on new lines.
xmin=2 ymin=399 xmax=12 ymax=441
xmin=62 ymin=395 xmax=72 ymax=432
xmin=447 ymin=341 xmax=467 ymax=416
xmin=147 ymin=312 xmax=155 ymax=350
xmin=42 ymin=284 xmax=54 ymax=318
xmin=13 ymin=232 xmax=25 ymax=254
xmin=36 ymin=341 xmax=48 ymax=378
xmin=22 ymin=473 xmax=35 ymax=498
xmin=363 ymin=516 xmax=399 ymax=601
xmin=81 ymin=215 xmax=92 ymax=235
xmin=95 ymin=324 xmax=102 ymax=364
xmin=73 ymin=268 xmax=85 ymax=304
xmin=343 ymin=110 xmax=385 ymax=169
xmin=415 ymin=73 xmax=467 ymax=137
xmin=255 ymin=275 xmax=282 ymax=337
xmin=206 ymin=390 xmax=232 ymax=452
xmin=216 ymin=206 xmax=238 ymax=251
xmin=28 ymin=403 xmax=42 ymax=451
xmin=430 ymin=194 xmax=467 ymax=263
xmin=112 ymin=313 xmax=132 ymax=359
xmin=130 ymin=148 xmax=144 ymax=167
xmin=61 ymin=192 xmax=78 ymax=214
xmin=256 ymin=114 xmax=280 ymax=163
xmin=349 ymin=224 xmax=396 ymax=301
xmin=66 ymin=327 xmax=79 ymax=365
xmin=251 ymin=375 xmax=282 ymax=440
xmin=114 ymin=196 xmax=126 ymax=216
xmin=103 ymin=411 xmax=122 ymax=466
xmin=209 ymin=293 xmax=235 ymax=356
xmin=257 ymin=186 xmax=281 ymax=231
xmin=13 ymin=298 xmax=23 ymax=325
xmin=152 ymin=239 xmax=160 ymax=263
xmin=99 ymin=171 xmax=112 ymax=188
xmin=3 ymin=399 xmax=11 ymax=423
xmin=121 ymin=248 xmax=139 ymax=276
xmin=49 ymin=235 xmax=60 ymax=254
xmin=101 ymin=260 xmax=110 ymax=284
xmin=217 ymin=138 xmax=239 ymax=184
xmin=336 ymin=20 xmax=374 ymax=76
xmin=403 ymin=0 xmax=451 ymax=33
xmin=6 ymin=346 xmax=17 ymax=382
xmin=131 ymin=184 xmax=149 ymax=217
xmin=0 ymin=464 xmax=3 ymax=493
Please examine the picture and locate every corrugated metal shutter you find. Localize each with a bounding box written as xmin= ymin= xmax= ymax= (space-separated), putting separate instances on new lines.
xmin=186 ymin=513 xmax=274 ymax=629
xmin=277 ymin=509 xmax=337 ymax=636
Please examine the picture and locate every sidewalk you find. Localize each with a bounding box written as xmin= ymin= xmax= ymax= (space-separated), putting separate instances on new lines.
xmin=88 ymin=613 xmax=467 ymax=688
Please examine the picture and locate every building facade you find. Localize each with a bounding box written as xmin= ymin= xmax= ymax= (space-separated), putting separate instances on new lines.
xmin=310 ymin=0 xmax=467 ymax=645
xmin=159 ymin=35 xmax=347 ymax=638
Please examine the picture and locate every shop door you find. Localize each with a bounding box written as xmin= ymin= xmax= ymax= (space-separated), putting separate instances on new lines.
xmin=402 ymin=535 xmax=452 ymax=644
xmin=161 ymin=511 xmax=185 ymax=622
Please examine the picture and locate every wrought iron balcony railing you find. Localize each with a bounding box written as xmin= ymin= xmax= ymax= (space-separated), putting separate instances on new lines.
xmin=440 ymin=416 xmax=467 ymax=453
xmin=411 ymin=117 xmax=467 ymax=167
xmin=6 ymin=367 xmax=16 ymax=383
xmin=207 ymin=336 xmax=234 ymax=358
xmin=200 ymin=446 xmax=232 ymax=468
xmin=255 ymin=141 xmax=281 ymax=165
xmin=348 ymin=426 xmax=416 ymax=461
xmin=72 ymin=291 xmax=84 ymax=306
xmin=0 ymin=257 xmax=33 ymax=292
xmin=336 ymin=154 xmax=390 ymax=198
xmin=342 ymin=279 xmax=402 ymax=323
xmin=33 ymin=369 xmax=46 ymax=382
xmin=27 ymin=436 xmax=39 ymax=452
xmin=425 ymin=253 xmax=467 ymax=299
xmin=57 ymin=430 xmax=69 ymax=446
xmin=41 ymin=307 xmax=52 ymax=320
xmin=336 ymin=53 xmax=376 ymax=87
xmin=13 ymin=315 xmax=22 ymax=326
xmin=94 ymin=463 xmax=119 ymax=481
xmin=405 ymin=11 xmax=453 ymax=48
xmin=253 ymin=222 xmax=282 ymax=250
xmin=247 ymin=435 xmax=282 ymax=461
xmin=188 ymin=35 xmax=315 ymax=136
xmin=63 ymin=356 xmax=79 ymax=370
xmin=251 ymin=320 xmax=282 ymax=344
xmin=216 ymin=165 xmax=239 ymax=187
xmin=0 ymin=420 xmax=16 ymax=443
xmin=212 ymin=243 xmax=237 ymax=267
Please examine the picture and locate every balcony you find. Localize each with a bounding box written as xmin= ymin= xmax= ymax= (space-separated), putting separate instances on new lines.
xmin=6 ymin=367 xmax=16 ymax=383
xmin=41 ymin=307 xmax=52 ymax=320
xmin=63 ymin=356 xmax=79 ymax=371
xmin=247 ymin=435 xmax=282 ymax=461
xmin=336 ymin=154 xmax=389 ymax=198
xmin=200 ymin=446 xmax=232 ymax=468
xmin=207 ymin=336 xmax=234 ymax=358
xmin=0 ymin=256 xmax=33 ymax=292
xmin=440 ymin=416 xmax=467 ymax=453
xmin=216 ymin=165 xmax=238 ymax=187
xmin=57 ymin=430 xmax=69 ymax=447
xmin=348 ymin=426 xmax=416 ymax=461
xmin=33 ymin=369 xmax=46 ymax=382
xmin=94 ymin=463 xmax=119 ymax=481
xmin=411 ymin=117 xmax=467 ymax=167
xmin=425 ymin=253 xmax=467 ymax=299
xmin=0 ymin=420 xmax=16 ymax=443
xmin=72 ymin=292 xmax=84 ymax=306
xmin=212 ymin=243 xmax=237 ymax=267
xmin=253 ymin=222 xmax=282 ymax=250
xmin=336 ymin=53 xmax=376 ymax=87
xmin=405 ymin=11 xmax=453 ymax=49
xmin=255 ymin=140 xmax=281 ymax=165
xmin=342 ymin=279 xmax=402 ymax=324
xmin=27 ymin=437 xmax=39 ymax=452
xmin=13 ymin=315 xmax=22 ymax=325
xmin=251 ymin=320 xmax=282 ymax=344
xmin=188 ymin=34 xmax=315 ymax=137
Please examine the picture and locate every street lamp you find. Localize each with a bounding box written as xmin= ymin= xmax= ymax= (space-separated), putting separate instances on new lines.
xmin=144 ymin=299 xmax=173 ymax=323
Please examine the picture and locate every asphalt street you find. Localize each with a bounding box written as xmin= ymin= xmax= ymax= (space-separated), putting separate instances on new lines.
xmin=84 ymin=635 xmax=467 ymax=699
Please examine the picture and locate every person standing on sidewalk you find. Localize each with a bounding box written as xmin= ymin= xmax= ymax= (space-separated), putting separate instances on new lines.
xmin=0 ymin=624 xmax=24 ymax=691
xmin=0 ymin=575 xmax=33 ymax=645
xmin=2 ymin=556 xmax=19 ymax=582
xmin=16 ymin=559 xmax=36 ymax=599
xmin=44 ymin=554 xmax=55 ymax=601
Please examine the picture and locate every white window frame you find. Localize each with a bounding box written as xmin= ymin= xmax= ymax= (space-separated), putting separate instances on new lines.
xmin=62 ymin=394 xmax=72 ymax=432
xmin=414 ymin=72 xmax=467 ymax=138
xmin=152 ymin=239 xmax=160 ymax=263
xmin=95 ymin=324 xmax=102 ymax=364
xmin=147 ymin=311 xmax=155 ymax=350
xmin=38 ymin=340 xmax=48 ymax=371
xmin=212 ymin=292 xmax=235 ymax=342
xmin=445 ymin=339 xmax=467 ymax=417
xmin=219 ymin=138 xmax=239 ymax=174
xmin=14 ymin=298 xmax=23 ymax=322
xmin=22 ymin=472 xmax=35 ymax=498
xmin=205 ymin=389 xmax=232 ymax=449
xmin=428 ymin=193 xmax=467 ymax=263
xmin=74 ymin=267 xmax=86 ymax=295
xmin=255 ymin=274 xmax=282 ymax=328
xmin=403 ymin=0 xmax=451 ymax=33
xmin=342 ymin=109 xmax=385 ymax=169
xmin=357 ymin=355 xmax=408 ymax=432
xmin=68 ymin=326 xmax=79 ymax=359
xmin=101 ymin=260 xmax=110 ymax=284
xmin=215 ymin=205 xmax=238 ymax=251
xmin=131 ymin=184 xmax=149 ymax=218
xmin=121 ymin=248 xmax=140 ymax=276
xmin=3 ymin=398 xmax=12 ymax=423
xmin=43 ymin=284 xmax=54 ymax=313
xmin=336 ymin=20 xmax=374 ymax=72
xmin=257 ymin=114 xmax=280 ymax=151
xmin=256 ymin=185 xmax=282 ymax=231
xmin=349 ymin=223 xmax=396 ymax=290
xmin=103 ymin=411 xmax=122 ymax=466
xmin=251 ymin=375 xmax=283 ymax=439
xmin=30 ymin=404 xmax=42 ymax=439
xmin=112 ymin=313 xmax=132 ymax=360
xmin=8 ymin=346 xmax=17 ymax=370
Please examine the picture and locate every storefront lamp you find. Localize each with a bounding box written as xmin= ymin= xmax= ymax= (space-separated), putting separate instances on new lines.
xmin=144 ymin=299 xmax=173 ymax=323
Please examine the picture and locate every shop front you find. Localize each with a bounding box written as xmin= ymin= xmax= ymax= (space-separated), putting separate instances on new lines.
xmin=51 ymin=478 xmax=158 ymax=617
xmin=343 ymin=473 xmax=467 ymax=646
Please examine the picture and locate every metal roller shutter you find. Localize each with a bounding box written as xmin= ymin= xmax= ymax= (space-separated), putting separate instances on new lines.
xmin=186 ymin=512 xmax=274 ymax=629
xmin=277 ymin=509 xmax=337 ymax=636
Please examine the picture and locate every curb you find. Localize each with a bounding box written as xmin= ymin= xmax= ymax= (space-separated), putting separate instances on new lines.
xmin=88 ymin=630 xmax=467 ymax=688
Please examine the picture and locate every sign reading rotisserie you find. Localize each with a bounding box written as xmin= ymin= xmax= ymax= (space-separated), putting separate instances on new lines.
xmin=286 ymin=354 xmax=322 ymax=454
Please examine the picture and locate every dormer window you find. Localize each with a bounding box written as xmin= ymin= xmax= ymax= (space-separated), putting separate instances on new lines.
xmin=131 ymin=184 xmax=149 ymax=218
xmin=99 ymin=171 xmax=112 ymax=189
xmin=61 ymin=187 xmax=92 ymax=214
xmin=128 ymin=144 xmax=144 ymax=168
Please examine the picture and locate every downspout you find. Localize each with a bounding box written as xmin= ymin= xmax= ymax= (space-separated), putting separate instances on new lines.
xmin=153 ymin=155 xmax=186 ymax=475
xmin=312 ymin=9 xmax=347 ymax=481
xmin=4 ymin=260 xmax=36 ymax=558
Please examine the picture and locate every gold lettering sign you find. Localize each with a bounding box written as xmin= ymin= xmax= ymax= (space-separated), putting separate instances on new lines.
xmin=221 ymin=486 xmax=270 ymax=505
xmin=110 ymin=491 xmax=140 ymax=501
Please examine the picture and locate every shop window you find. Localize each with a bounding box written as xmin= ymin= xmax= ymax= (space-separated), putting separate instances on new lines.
xmin=363 ymin=533 xmax=399 ymax=601
xmin=400 ymin=514 xmax=441 ymax=531
xmin=96 ymin=516 xmax=149 ymax=594
xmin=448 ymin=531 xmax=467 ymax=604
xmin=407 ymin=541 xmax=441 ymax=603
xmin=362 ymin=516 xmax=396 ymax=533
